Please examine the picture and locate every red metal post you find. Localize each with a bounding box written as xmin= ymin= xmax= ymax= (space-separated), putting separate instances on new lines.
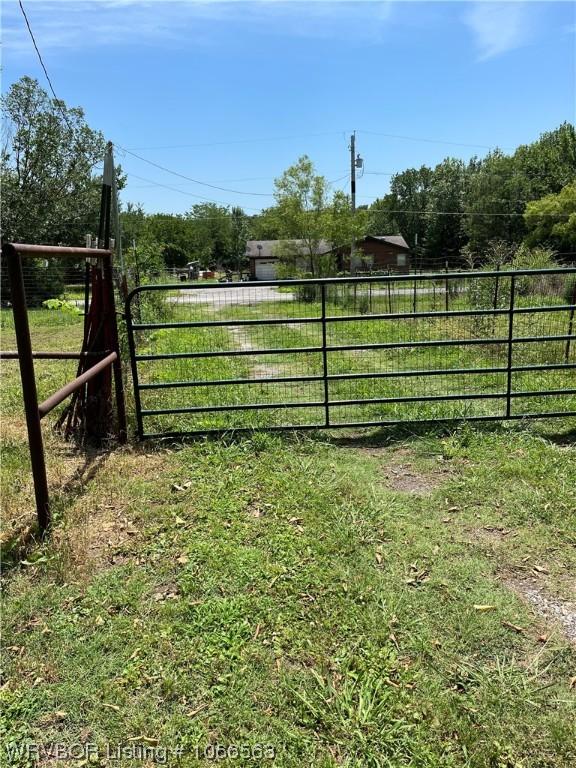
xmin=3 ymin=243 xmax=50 ymax=532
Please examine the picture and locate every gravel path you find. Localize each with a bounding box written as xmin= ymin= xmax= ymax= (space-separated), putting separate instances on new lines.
xmin=508 ymin=578 xmax=576 ymax=644
xmin=168 ymin=286 xmax=294 ymax=305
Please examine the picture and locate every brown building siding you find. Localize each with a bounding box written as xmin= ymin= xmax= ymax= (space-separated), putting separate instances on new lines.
xmin=337 ymin=237 xmax=412 ymax=273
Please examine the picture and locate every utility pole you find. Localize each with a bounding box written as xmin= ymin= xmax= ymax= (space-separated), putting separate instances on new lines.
xmin=350 ymin=131 xmax=356 ymax=275
xmin=349 ymin=132 xmax=363 ymax=275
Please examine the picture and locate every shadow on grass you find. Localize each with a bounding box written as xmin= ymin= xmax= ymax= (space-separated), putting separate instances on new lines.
xmin=134 ymin=416 xmax=576 ymax=453
xmin=1 ymin=450 xmax=110 ymax=572
xmin=537 ymin=426 xmax=576 ymax=447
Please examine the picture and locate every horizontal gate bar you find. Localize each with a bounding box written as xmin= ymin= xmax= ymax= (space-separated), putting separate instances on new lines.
xmin=329 ymin=362 xmax=576 ymax=381
xmin=10 ymin=243 xmax=111 ymax=258
xmin=135 ymin=362 xmax=576 ymax=391
xmin=141 ymin=400 xmax=325 ymax=416
xmin=327 ymin=334 xmax=576 ymax=352
xmin=325 ymin=304 xmax=575 ymax=324
xmin=139 ymin=374 xmax=325 ymax=389
xmin=140 ymin=388 xmax=576 ymax=418
xmin=38 ymin=351 xmax=118 ymax=418
xmin=330 ymin=392 xmax=506 ymax=406
xmin=135 ymin=345 xmax=324 ymax=361
xmin=132 ymin=304 xmax=574 ymax=331
xmin=329 ymin=388 xmax=576 ymax=408
xmin=132 ymin=316 xmax=321 ymax=330
xmin=134 ymin=333 xmax=574 ymax=362
xmin=328 ymin=333 xmax=575 ymax=353
xmin=140 ymin=411 xmax=576 ymax=440
xmin=130 ymin=304 xmax=576 ymax=332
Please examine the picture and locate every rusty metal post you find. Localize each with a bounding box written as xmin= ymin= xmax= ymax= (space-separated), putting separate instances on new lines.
xmin=102 ymin=144 xmax=127 ymax=443
xmin=3 ymin=243 xmax=50 ymax=531
xmin=103 ymin=253 xmax=127 ymax=443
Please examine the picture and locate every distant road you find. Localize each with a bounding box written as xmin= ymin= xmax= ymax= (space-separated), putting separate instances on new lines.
xmin=168 ymin=283 xmax=451 ymax=305
xmin=168 ymin=286 xmax=294 ymax=304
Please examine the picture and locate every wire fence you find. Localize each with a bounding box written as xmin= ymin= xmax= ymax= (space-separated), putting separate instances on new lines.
xmin=126 ymin=268 xmax=576 ymax=437
xmin=2 ymin=255 xmax=575 ymax=438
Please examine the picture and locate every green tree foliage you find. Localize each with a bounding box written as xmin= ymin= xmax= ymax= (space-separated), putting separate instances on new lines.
xmin=366 ymin=196 xmax=397 ymax=237
xmin=524 ymin=184 xmax=576 ymax=252
xmin=1 ymin=77 xmax=107 ymax=244
xmin=1 ymin=77 xmax=109 ymax=303
xmin=185 ymin=203 xmax=233 ymax=268
xmin=271 ymin=155 xmax=364 ymax=276
xmin=388 ymin=165 xmax=434 ymax=250
xmin=423 ymin=158 xmax=467 ymax=267
xmin=143 ymin=213 xmax=194 ymax=268
xmin=362 ymin=123 xmax=575 ymax=265
xmin=119 ymin=204 xmax=250 ymax=273
xmin=462 ymin=124 xmax=576 ymax=254
xmin=462 ymin=150 xmax=528 ymax=252
xmin=229 ymin=206 xmax=249 ymax=272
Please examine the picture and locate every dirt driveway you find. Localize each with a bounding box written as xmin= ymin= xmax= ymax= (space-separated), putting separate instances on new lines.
xmin=168 ymin=285 xmax=294 ymax=305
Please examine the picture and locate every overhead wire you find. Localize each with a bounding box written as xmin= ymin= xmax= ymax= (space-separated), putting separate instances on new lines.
xmin=17 ymin=0 xmax=75 ymax=134
xmin=357 ymin=129 xmax=513 ymax=151
xmin=15 ymin=2 xmax=567 ymax=224
xmin=123 ymin=131 xmax=349 ymax=151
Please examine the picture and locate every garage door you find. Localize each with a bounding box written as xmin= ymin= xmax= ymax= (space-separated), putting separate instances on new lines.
xmin=255 ymin=260 xmax=277 ymax=281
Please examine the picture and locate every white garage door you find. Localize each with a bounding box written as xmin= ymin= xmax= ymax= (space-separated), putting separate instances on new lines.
xmin=255 ymin=260 xmax=277 ymax=280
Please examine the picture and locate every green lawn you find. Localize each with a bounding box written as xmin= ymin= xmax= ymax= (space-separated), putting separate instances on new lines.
xmin=1 ymin=297 xmax=576 ymax=768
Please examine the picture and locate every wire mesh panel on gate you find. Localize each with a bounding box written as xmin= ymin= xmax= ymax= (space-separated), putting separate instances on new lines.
xmin=126 ymin=268 xmax=576 ymax=438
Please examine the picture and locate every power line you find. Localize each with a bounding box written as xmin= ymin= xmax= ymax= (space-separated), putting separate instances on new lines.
xmin=17 ymin=0 xmax=75 ymax=135
xmin=115 ymin=144 xmax=276 ymax=197
xmin=121 ymin=174 xmax=562 ymax=219
xmin=357 ymin=129 xmax=513 ymax=151
xmin=124 ymin=128 xmax=512 ymax=153
xmin=125 ymin=172 xmax=263 ymax=211
xmin=124 ymin=131 xmax=349 ymax=151
xmin=12 ymin=6 xmax=567 ymax=225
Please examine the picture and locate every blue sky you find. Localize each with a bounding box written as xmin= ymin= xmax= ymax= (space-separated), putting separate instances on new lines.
xmin=2 ymin=1 xmax=575 ymax=215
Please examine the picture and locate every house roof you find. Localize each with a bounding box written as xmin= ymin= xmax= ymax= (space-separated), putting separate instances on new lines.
xmin=246 ymin=235 xmax=410 ymax=259
xmin=246 ymin=239 xmax=332 ymax=259
xmin=365 ymin=235 xmax=410 ymax=250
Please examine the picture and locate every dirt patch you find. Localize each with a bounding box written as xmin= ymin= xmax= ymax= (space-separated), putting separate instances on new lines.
xmin=369 ymin=448 xmax=451 ymax=495
xmin=250 ymin=363 xmax=285 ymax=379
xmin=78 ymin=451 xmax=168 ymax=570
xmin=229 ymin=326 xmax=288 ymax=380
xmin=468 ymin=525 xmax=516 ymax=545
xmin=506 ymin=576 xmax=576 ymax=645
xmin=229 ymin=326 xmax=254 ymax=352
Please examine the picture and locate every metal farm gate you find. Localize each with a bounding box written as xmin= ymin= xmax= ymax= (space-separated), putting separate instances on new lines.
xmin=125 ymin=268 xmax=576 ymax=439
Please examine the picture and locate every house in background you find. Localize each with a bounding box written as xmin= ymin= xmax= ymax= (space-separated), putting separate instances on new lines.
xmin=246 ymin=235 xmax=411 ymax=280
xmin=246 ymin=239 xmax=332 ymax=280
xmin=336 ymin=235 xmax=412 ymax=274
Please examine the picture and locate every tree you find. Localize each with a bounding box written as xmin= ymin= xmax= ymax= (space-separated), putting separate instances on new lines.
xmin=185 ymin=203 xmax=232 ymax=268
xmin=463 ymin=125 xmax=576 ymax=255
xmin=388 ymin=165 xmax=433 ymax=250
xmin=1 ymin=76 xmax=107 ymax=245
xmin=1 ymin=77 xmax=111 ymax=303
xmin=524 ymin=184 xmax=576 ymax=252
xmin=423 ymin=158 xmax=468 ymax=267
xmin=271 ymin=155 xmax=364 ymax=276
xmin=367 ymin=195 xmax=397 ymax=237
xmin=230 ymin=206 xmax=249 ymax=274
xmin=143 ymin=213 xmax=194 ymax=268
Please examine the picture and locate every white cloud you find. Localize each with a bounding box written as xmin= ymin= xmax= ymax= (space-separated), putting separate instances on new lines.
xmin=2 ymin=0 xmax=395 ymax=54
xmin=464 ymin=1 xmax=534 ymax=61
